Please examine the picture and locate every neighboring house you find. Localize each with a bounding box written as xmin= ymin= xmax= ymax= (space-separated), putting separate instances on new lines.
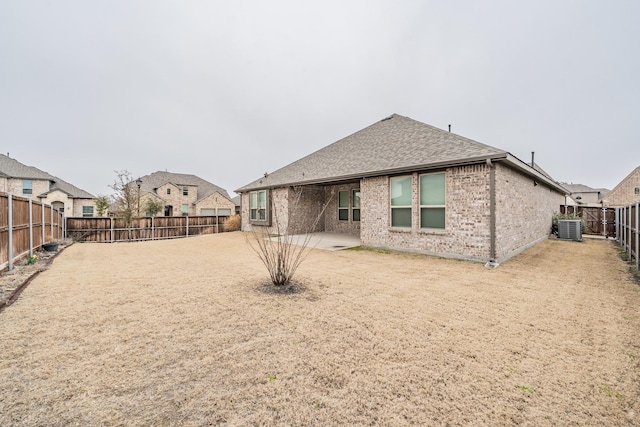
xmin=0 ymin=154 xmax=96 ymax=217
xmin=237 ymin=114 xmax=567 ymax=264
xmin=602 ymin=166 xmax=640 ymax=207
xmin=561 ymin=183 xmax=610 ymax=207
xmin=231 ymin=195 xmax=241 ymax=215
xmin=135 ymin=171 xmax=235 ymax=216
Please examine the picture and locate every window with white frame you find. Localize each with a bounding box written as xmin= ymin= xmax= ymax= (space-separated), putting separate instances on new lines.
xmin=22 ymin=179 xmax=33 ymax=195
xmin=82 ymin=206 xmax=94 ymax=217
xmin=635 ymin=187 xmax=640 ymax=195
xmin=390 ymin=176 xmax=412 ymax=227
xmin=182 ymin=187 xmax=189 ymax=196
xmin=217 ymin=208 xmax=232 ymax=216
xmin=167 ymin=188 xmax=171 ymax=195
xmin=420 ymin=173 xmax=446 ymax=229
xmin=352 ymin=189 xmax=361 ymax=221
xmin=338 ymin=191 xmax=349 ymax=221
xmin=249 ymin=189 xmax=270 ymax=225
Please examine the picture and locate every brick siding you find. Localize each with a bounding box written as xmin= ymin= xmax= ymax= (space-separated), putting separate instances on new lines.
xmin=602 ymin=168 xmax=640 ymax=207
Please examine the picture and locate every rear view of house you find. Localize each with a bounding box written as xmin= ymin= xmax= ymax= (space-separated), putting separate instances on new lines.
xmin=237 ymin=114 xmax=567 ymax=264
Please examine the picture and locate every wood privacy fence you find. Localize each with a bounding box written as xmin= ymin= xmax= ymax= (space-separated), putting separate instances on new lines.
xmin=0 ymin=192 xmax=65 ymax=271
xmin=65 ymin=215 xmax=230 ymax=243
xmin=616 ymin=202 xmax=639 ymax=272
xmin=560 ymin=205 xmax=616 ymax=236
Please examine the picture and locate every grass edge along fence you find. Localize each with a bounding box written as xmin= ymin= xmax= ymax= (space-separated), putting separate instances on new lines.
xmin=65 ymin=215 xmax=230 ymax=243
xmin=0 ymin=192 xmax=64 ymax=272
xmin=616 ymin=202 xmax=639 ymax=272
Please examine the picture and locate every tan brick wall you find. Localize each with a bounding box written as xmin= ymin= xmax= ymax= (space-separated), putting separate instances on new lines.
xmin=602 ymin=168 xmax=640 ymax=207
xmin=288 ymin=186 xmax=327 ymax=234
xmin=195 ymin=192 xmax=235 ymax=215
xmin=7 ymin=178 xmax=50 ymax=200
xmin=494 ymin=163 xmax=564 ymax=262
xmin=71 ymin=199 xmax=97 ymax=217
xmin=323 ymin=184 xmax=360 ymax=235
xmin=361 ymin=165 xmax=492 ymax=261
xmin=155 ymin=183 xmax=197 ymax=215
xmin=241 ymin=188 xmax=289 ymax=234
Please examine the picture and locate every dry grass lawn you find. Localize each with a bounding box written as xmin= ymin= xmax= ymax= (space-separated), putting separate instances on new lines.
xmin=1 ymin=232 xmax=639 ymax=426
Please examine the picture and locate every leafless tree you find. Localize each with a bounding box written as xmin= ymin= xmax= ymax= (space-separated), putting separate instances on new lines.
xmin=248 ymin=186 xmax=333 ymax=288
xmin=109 ymin=170 xmax=139 ymax=224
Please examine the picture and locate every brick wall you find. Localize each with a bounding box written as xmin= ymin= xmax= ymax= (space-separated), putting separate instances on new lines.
xmin=195 ymin=192 xmax=235 ymax=215
xmin=7 ymin=178 xmax=50 ymax=200
xmin=288 ymin=186 xmax=327 ymax=234
xmin=361 ymin=165 xmax=492 ymax=261
xmin=241 ymin=188 xmax=289 ymax=234
xmin=156 ymin=183 xmax=197 ymax=215
xmin=602 ymin=168 xmax=640 ymax=207
xmin=494 ymin=163 xmax=564 ymax=262
xmin=323 ymin=183 xmax=360 ymax=235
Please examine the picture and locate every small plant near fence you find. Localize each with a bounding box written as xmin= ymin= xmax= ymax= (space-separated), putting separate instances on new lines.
xmin=27 ymin=255 xmax=39 ymax=265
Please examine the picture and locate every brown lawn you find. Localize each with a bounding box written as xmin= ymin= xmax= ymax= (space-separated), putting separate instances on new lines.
xmin=1 ymin=233 xmax=639 ymax=426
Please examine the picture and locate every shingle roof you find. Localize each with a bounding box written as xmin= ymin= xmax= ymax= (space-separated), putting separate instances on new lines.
xmin=138 ymin=171 xmax=231 ymax=202
xmin=0 ymin=154 xmax=94 ymax=199
xmin=237 ymin=114 xmax=511 ymax=192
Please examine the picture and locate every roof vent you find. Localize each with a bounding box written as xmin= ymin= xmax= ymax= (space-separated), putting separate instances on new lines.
xmin=381 ymin=115 xmax=394 ymax=122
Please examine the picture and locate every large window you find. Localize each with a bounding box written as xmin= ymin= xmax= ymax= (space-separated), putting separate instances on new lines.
xmin=420 ymin=173 xmax=446 ymax=229
xmin=338 ymin=191 xmax=349 ymax=221
xmin=22 ymin=179 xmax=33 ymax=195
xmin=390 ymin=176 xmax=412 ymax=227
xmin=352 ymin=189 xmax=361 ymax=222
xmin=635 ymin=187 xmax=640 ymax=195
xmin=181 ymin=204 xmax=189 ymax=215
xmin=249 ymin=190 xmax=270 ymax=225
xmin=82 ymin=206 xmax=94 ymax=217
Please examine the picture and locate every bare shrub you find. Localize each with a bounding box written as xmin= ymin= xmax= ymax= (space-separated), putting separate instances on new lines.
xmin=224 ymin=214 xmax=241 ymax=232
xmin=248 ymin=186 xmax=333 ymax=288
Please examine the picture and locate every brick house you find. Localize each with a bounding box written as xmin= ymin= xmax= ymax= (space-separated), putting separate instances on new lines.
xmin=0 ymin=153 xmax=96 ymax=217
xmin=602 ymin=166 xmax=640 ymax=207
xmin=561 ymin=183 xmax=609 ymax=207
xmin=136 ymin=171 xmax=235 ymax=216
xmin=237 ymin=114 xmax=567 ymax=264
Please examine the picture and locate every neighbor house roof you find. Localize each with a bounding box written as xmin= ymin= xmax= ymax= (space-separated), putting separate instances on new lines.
xmin=561 ymin=183 xmax=610 ymax=196
xmin=138 ymin=171 xmax=231 ymax=202
xmin=237 ymin=114 xmax=567 ymax=194
xmin=0 ymin=154 xmax=94 ymax=199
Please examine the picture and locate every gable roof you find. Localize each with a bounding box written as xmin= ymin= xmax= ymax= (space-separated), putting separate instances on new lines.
xmin=0 ymin=154 xmax=94 ymax=199
xmin=237 ymin=114 xmax=566 ymax=194
xmin=561 ymin=183 xmax=610 ymax=195
xmin=138 ymin=171 xmax=231 ymax=202
xmin=602 ymin=166 xmax=640 ymax=206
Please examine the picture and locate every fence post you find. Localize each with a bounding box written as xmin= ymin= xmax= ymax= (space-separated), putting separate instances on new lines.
xmin=7 ymin=193 xmax=13 ymax=271
xmin=152 ymin=216 xmax=155 ymax=240
xmin=28 ymin=199 xmax=33 ymax=257
xmin=41 ymin=202 xmax=45 ymax=245
xmin=186 ymin=216 xmax=189 ymax=237
xmin=110 ymin=217 xmax=114 ymax=243
xmin=636 ymin=202 xmax=639 ymax=271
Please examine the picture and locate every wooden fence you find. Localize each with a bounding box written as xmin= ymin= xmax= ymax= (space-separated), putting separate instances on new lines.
xmin=617 ymin=202 xmax=639 ymax=272
xmin=65 ymin=215 xmax=230 ymax=243
xmin=560 ymin=205 xmax=616 ymax=236
xmin=0 ymin=192 xmax=65 ymax=271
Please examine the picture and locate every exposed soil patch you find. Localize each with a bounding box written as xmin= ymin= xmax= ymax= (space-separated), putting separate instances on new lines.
xmin=1 ymin=233 xmax=639 ymax=426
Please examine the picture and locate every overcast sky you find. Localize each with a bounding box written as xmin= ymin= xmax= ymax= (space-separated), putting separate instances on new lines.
xmin=1 ymin=1 xmax=638 ymax=197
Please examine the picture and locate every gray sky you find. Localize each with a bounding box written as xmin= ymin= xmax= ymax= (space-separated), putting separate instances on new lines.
xmin=1 ymin=1 xmax=638 ymax=197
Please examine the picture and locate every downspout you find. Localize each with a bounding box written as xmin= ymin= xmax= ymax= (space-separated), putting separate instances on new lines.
xmin=486 ymin=158 xmax=497 ymax=266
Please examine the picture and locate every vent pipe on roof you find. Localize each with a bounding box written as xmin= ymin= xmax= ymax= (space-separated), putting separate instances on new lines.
xmin=531 ymin=151 xmax=535 ymax=168
xmin=448 ymin=124 xmax=451 ymax=132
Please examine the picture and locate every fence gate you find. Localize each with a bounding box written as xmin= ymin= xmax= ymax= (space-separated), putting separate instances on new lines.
xmin=560 ymin=206 xmax=616 ymax=237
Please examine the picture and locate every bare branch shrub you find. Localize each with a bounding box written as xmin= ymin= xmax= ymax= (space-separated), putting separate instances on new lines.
xmin=248 ymin=186 xmax=333 ymax=288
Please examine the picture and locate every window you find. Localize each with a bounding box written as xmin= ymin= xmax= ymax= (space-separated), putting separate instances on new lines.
xmin=574 ymin=192 xmax=582 ymax=200
xmin=352 ymin=189 xmax=361 ymax=221
xmin=217 ymin=208 xmax=232 ymax=216
xmin=390 ymin=176 xmax=412 ymax=227
xmin=167 ymin=188 xmax=171 ymax=195
xmin=181 ymin=204 xmax=189 ymax=215
xmin=249 ymin=190 xmax=270 ymax=225
xmin=338 ymin=191 xmax=349 ymax=221
xmin=183 ymin=187 xmax=189 ymax=196
xmin=420 ymin=173 xmax=446 ymax=229
xmin=82 ymin=206 xmax=94 ymax=217
xmin=52 ymin=202 xmax=64 ymax=213
xmin=635 ymin=187 xmax=640 ymax=195
xmin=22 ymin=179 xmax=32 ymax=195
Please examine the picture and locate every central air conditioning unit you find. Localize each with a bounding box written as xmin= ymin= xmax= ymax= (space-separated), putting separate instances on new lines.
xmin=558 ymin=219 xmax=582 ymax=241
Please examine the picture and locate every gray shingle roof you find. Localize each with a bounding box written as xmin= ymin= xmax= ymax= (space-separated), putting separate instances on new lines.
xmin=237 ymin=114 xmax=508 ymax=192
xmin=0 ymin=154 xmax=94 ymax=199
xmin=138 ymin=171 xmax=231 ymax=202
